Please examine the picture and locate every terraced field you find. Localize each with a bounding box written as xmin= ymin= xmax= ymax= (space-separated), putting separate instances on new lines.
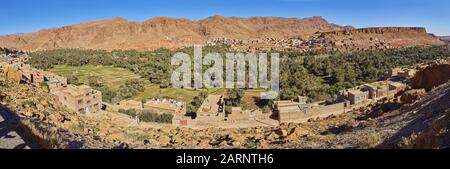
xmin=50 ymin=65 xmax=141 ymax=89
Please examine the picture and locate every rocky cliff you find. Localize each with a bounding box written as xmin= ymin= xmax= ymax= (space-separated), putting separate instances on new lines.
xmin=308 ymin=27 xmax=445 ymax=50
xmin=410 ymin=59 xmax=450 ymax=91
xmin=1 ymin=16 xmax=444 ymax=52
xmin=0 ymin=16 xmax=344 ymax=51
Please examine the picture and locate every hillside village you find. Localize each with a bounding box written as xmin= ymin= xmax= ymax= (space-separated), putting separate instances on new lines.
xmin=1 ymin=50 xmax=443 ymax=130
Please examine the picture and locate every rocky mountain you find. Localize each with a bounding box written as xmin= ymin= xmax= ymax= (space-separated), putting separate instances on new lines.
xmin=308 ymin=27 xmax=444 ymax=50
xmin=0 ymin=16 xmax=344 ymax=51
xmin=0 ymin=16 xmax=443 ymax=51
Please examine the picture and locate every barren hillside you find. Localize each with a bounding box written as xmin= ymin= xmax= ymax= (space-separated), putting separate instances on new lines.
xmin=0 ymin=16 xmax=343 ymax=51
xmin=0 ymin=16 xmax=444 ymax=51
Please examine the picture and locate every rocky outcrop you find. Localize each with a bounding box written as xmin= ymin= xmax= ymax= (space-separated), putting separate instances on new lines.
xmin=410 ymin=60 xmax=450 ymax=91
xmin=307 ymin=27 xmax=444 ymax=51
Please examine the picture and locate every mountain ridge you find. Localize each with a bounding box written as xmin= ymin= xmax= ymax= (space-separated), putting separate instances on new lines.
xmin=0 ymin=16 xmax=444 ymax=51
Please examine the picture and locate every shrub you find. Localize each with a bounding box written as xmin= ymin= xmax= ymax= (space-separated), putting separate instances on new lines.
xmin=139 ymin=111 xmax=173 ymax=124
xmin=118 ymin=109 xmax=137 ymax=118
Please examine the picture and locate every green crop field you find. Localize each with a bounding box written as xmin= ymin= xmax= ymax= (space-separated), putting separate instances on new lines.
xmin=50 ymin=65 xmax=141 ymax=89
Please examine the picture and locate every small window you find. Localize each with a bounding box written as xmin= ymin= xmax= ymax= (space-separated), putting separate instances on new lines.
xmin=78 ymin=99 xmax=83 ymax=104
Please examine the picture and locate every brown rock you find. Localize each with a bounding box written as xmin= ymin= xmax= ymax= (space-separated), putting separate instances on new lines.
xmin=289 ymin=127 xmax=311 ymax=137
xmin=197 ymin=139 xmax=211 ymax=148
xmin=159 ymin=125 xmax=174 ymax=134
xmin=158 ymin=135 xmax=171 ymax=146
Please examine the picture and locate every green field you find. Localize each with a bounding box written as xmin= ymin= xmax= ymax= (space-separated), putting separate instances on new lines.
xmin=50 ymin=65 xmax=141 ymax=89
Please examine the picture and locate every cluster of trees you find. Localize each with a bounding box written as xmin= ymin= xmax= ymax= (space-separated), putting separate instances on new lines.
xmin=226 ymin=89 xmax=244 ymax=106
xmin=28 ymin=45 xmax=450 ymax=102
xmin=118 ymin=109 xmax=138 ymax=118
xmin=186 ymin=91 xmax=208 ymax=117
xmin=118 ymin=109 xmax=173 ymax=123
xmin=101 ymin=79 xmax=146 ymax=103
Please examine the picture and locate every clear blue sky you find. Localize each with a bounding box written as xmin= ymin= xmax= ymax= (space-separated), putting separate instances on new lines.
xmin=1 ymin=0 xmax=449 ymax=35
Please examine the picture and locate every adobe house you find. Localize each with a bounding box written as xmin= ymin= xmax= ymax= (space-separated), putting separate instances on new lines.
xmin=275 ymin=96 xmax=312 ymax=122
xmin=364 ymin=82 xmax=390 ymax=100
xmin=51 ymin=85 xmax=102 ymax=113
xmin=143 ymin=98 xmax=186 ymax=114
xmin=347 ymin=89 xmax=369 ymax=105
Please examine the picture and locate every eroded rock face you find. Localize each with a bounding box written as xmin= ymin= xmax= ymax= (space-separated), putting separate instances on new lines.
xmin=309 ymin=27 xmax=444 ymax=51
xmin=411 ymin=61 xmax=450 ymax=91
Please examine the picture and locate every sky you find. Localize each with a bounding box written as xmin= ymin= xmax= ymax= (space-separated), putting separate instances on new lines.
xmin=1 ymin=0 xmax=449 ymax=35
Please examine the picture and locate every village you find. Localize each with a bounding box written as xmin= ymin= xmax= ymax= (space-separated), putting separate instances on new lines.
xmin=0 ymin=51 xmax=426 ymax=129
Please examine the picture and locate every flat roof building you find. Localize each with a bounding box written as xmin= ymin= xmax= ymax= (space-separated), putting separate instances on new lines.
xmin=51 ymin=85 xmax=102 ymax=113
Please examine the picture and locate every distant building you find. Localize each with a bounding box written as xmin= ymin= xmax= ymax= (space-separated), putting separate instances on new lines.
xmin=347 ymin=89 xmax=369 ymax=104
xmin=364 ymin=82 xmax=389 ymax=100
xmin=387 ymin=67 xmax=417 ymax=80
xmin=43 ymin=72 xmax=67 ymax=87
xmin=114 ymin=99 xmax=143 ymax=111
xmin=51 ymin=85 xmax=102 ymax=113
xmin=387 ymin=68 xmax=402 ymax=77
xmin=275 ymin=96 xmax=312 ymax=122
xmin=143 ymin=98 xmax=186 ymax=114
